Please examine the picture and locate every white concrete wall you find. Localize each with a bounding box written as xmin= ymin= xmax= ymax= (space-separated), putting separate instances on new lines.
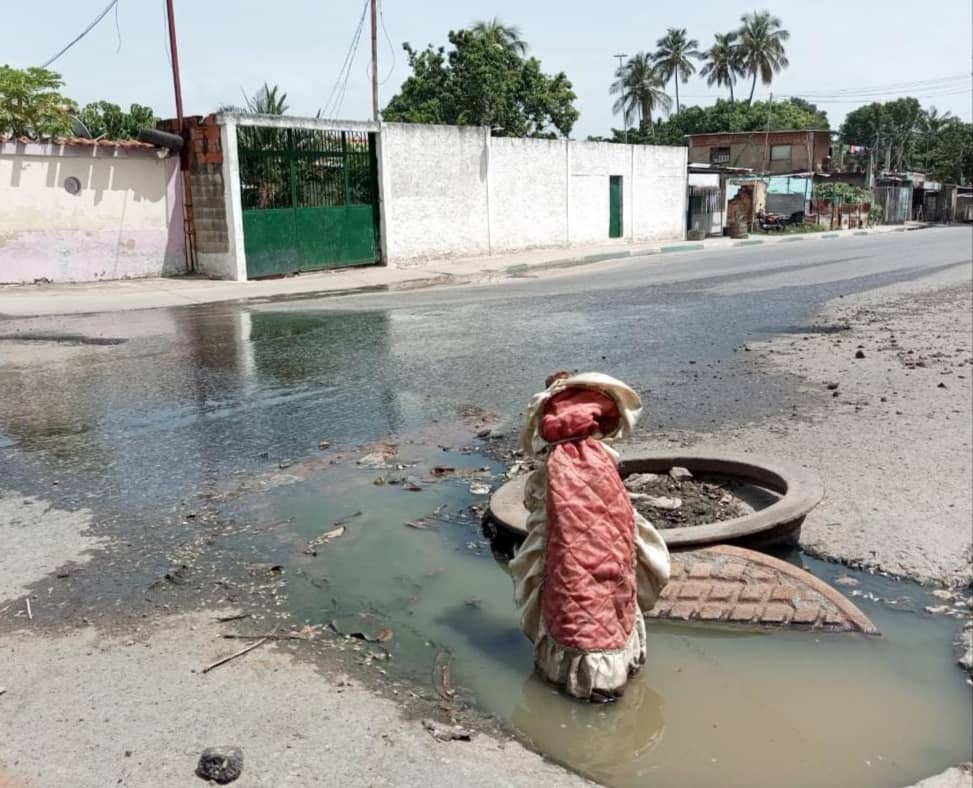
xmin=632 ymin=144 xmax=689 ymax=242
xmin=379 ymin=123 xmax=491 ymax=261
xmin=377 ymin=123 xmax=687 ymax=265
xmin=489 ymin=137 xmax=569 ymax=249
xmin=567 ymin=141 xmax=633 ymax=245
xmin=0 ymin=142 xmax=184 ymax=283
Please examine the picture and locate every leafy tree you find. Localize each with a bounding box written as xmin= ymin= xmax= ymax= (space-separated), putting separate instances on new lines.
xmin=610 ymin=53 xmax=671 ymax=130
xmin=924 ymin=119 xmax=973 ymax=184
xmin=600 ymin=98 xmax=827 ymax=147
xmin=77 ymin=101 xmax=155 ymax=139
xmin=813 ymin=182 xmax=872 ymax=203
xmin=383 ymin=28 xmax=578 ymax=137
xmin=737 ymin=11 xmax=790 ymax=104
xmin=0 ymin=65 xmax=75 ymax=138
xmin=840 ymin=98 xmax=924 ymax=171
xmin=470 ymin=17 xmax=527 ymax=55
xmin=700 ymin=32 xmax=742 ymax=102
xmin=652 ymin=28 xmax=701 ymax=113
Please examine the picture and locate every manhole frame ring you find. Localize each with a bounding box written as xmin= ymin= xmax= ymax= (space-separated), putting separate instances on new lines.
xmin=485 ymin=451 xmax=824 ymax=551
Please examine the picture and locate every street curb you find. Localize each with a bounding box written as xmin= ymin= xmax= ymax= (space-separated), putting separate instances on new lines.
xmin=0 ymin=222 xmax=943 ymax=318
xmin=660 ymin=243 xmax=704 ymax=253
xmin=582 ymin=250 xmax=633 ymax=263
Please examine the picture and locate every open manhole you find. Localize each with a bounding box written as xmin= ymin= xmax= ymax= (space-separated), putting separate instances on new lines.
xmin=482 ymin=451 xmax=824 ymax=559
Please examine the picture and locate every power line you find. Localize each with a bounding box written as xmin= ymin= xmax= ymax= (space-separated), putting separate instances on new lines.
xmin=322 ymin=0 xmax=369 ymax=119
xmin=377 ymin=0 xmax=396 ymax=86
xmin=336 ymin=13 xmax=367 ymax=118
xmin=794 ymin=74 xmax=970 ymax=97
xmin=114 ymin=0 xmax=122 ymax=54
xmin=678 ymin=72 xmax=972 ymax=101
xmin=41 ymin=0 xmax=120 ymax=68
xmin=781 ymin=87 xmax=973 ymax=104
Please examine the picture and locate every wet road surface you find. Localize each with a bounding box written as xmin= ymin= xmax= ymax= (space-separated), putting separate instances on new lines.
xmin=1 ymin=228 xmax=971 ymax=786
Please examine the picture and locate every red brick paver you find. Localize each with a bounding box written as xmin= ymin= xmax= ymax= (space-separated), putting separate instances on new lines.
xmin=646 ymin=545 xmax=879 ymax=634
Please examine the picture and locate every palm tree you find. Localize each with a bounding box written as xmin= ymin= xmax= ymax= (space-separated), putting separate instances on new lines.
xmin=652 ymin=28 xmax=701 ymax=113
xmin=700 ymin=32 xmax=742 ymax=102
xmin=737 ymin=11 xmax=790 ymax=105
xmin=470 ymin=18 xmax=528 ymax=56
xmin=245 ymin=83 xmax=289 ymax=115
xmin=219 ymin=83 xmax=289 ymax=115
xmin=920 ymin=106 xmax=956 ymax=168
xmin=610 ymin=52 xmax=672 ymax=130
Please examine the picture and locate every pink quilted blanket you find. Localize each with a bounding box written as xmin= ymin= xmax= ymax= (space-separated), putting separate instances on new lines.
xmin=539 ymin=389 xmax=637 ymax=651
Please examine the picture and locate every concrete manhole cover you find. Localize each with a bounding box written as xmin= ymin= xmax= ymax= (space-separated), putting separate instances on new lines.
xmin=484 ymin=452 xmax=824 ymax=556
xmin=651 ymin=545 xmax=879 ymax=634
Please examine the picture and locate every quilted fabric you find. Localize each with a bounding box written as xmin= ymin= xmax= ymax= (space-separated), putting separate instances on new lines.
xmin=540 ymin=390 xmax=636 ymax=651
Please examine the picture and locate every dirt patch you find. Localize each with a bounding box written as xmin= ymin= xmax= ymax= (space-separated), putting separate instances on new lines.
xmin=639 ymin=276 xmax=973 ymax=586
xmin=624 ymin=472 xmax=754 ymax=529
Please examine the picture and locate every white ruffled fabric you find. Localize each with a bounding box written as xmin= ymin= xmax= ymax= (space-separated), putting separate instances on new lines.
xmin=509 ymin=373 xmax=671 ymax=699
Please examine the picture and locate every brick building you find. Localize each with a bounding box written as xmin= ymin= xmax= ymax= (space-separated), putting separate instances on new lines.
xmin=688 ymin=129 xmax=833 ymax=174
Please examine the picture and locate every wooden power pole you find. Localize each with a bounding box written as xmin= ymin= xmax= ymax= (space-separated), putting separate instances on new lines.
xmin=370 ymin=0 xmax=379 ymax=121
xmin=164 ymin=0 xmax=197 ymax=273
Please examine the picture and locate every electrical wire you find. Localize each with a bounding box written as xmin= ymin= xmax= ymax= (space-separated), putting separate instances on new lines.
xmin=114 ymin=0 xmax=122 ymax=54
xmin=161 ymin=0 xmax=172 ymax=67
xmin=378 ymin=0 xmax=396 ymax=85
xmin=41 ymin=0 xmax=120 ymax=68
xmin=335 ymin=17 xmax=366 ymax=118
xmin=678 ymin=73 xmax=972 ymax=102
xmin=322 ymin=0 xmax=369 ymax=119
xmin=780 ymin=88 xmax=973 ymax=104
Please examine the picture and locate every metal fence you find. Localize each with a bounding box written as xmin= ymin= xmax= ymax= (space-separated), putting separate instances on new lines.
xmin=687 ymin=185 xmax=723 ymax=237
xmin=874 ymin=185 xmax=912 ymax=225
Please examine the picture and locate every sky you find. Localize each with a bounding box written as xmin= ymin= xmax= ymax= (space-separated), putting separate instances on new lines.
xmin=7 ymin=0 xmax=973 ymax=138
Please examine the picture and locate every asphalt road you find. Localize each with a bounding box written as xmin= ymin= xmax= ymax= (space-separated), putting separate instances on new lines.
xmin=1 ymin=227 xmax=970 ymax=512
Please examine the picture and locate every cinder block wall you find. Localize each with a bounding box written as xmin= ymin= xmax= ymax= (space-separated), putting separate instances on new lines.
xmin=158 ymin=115 xmax=230 ymax=274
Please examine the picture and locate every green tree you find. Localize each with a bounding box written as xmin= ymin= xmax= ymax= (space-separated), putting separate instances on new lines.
xmin=652 ymin=28 xmax=701 ymax=113
xmin=600 ymin=97 xmax=828 ymax=147
xmin=77 ymin=101 xmax=155 ymax=139
xmin=383 ymin=28 xmax=578 ymax=137
xmin=0 ymin=65 xmax=75 ymax=138
xmin=221 ymin=83 xmax=290 ymax=115
xmin=469 ymin=17 xmax=528 ymax=55
xmin=737 ymin=10 xmax=790 ymax=105
xmin=925 ymin=119 xmax=973 ymax=184
xmin=841 ymin=98 xmax=924 ymax=171
xmin=700 ymin=32 xmax=742 ymax=102
xmin=610 ymin=53 xmax=671 ymax=130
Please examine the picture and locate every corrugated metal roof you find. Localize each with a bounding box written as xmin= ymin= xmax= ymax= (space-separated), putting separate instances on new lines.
xmin=686 ymin=129 xmax=832 ymax=138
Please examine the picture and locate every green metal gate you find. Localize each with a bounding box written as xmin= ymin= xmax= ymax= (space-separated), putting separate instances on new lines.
xmin=609 ymin=175 xmax=623 ymax=238
xmin=238 ymin=126 xmax=380 ymax=278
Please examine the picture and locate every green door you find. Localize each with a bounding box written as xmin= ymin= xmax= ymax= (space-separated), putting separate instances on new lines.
xmin=238 ymin=127 xmax=381 ymax=278
xmin=609 ymin=175 xmax=623 ymax=238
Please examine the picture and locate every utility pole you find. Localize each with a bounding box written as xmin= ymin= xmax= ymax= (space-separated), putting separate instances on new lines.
xmin=164 ymin=0 xmax=197 ymax=273
xmin=165 ymin=0 xmax=185 ymax=127
xmin=371 ymin=0 xmax=379 ymax=121
xmin=613 ymin=53 xmax=627 ymax=143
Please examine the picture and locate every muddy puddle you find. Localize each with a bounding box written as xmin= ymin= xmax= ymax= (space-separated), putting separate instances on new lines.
xmin=218 ymin=441 xmax=972 ymax=788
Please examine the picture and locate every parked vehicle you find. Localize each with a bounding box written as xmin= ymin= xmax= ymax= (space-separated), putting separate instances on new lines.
xmin=758 ymin=210 xmax=804 ymax=232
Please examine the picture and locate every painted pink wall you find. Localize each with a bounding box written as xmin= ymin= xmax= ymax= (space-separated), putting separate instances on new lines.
xmin=0 ymin=146 xmax=186 ymax=284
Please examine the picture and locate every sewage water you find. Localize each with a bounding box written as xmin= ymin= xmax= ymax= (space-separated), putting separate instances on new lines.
xmin=225 ymin=447 xmax=973 ymax=788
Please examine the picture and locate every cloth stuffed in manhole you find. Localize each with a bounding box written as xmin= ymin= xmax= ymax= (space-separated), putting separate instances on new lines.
xmin=508 ymin=373 xmax=671 ymax=701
